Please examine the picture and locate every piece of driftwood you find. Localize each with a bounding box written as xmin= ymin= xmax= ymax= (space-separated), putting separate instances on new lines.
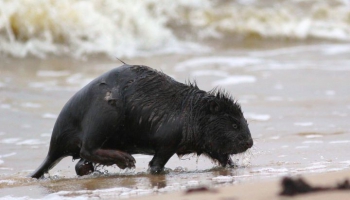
xmin=280 ymin=177 xmax=350 ymax=196
xmin=185 ymin=186 xmax=218 ymax=194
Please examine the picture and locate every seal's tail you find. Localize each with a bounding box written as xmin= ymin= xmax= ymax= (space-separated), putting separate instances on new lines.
xmin=29 ymin=155 xmax=63 ymax=179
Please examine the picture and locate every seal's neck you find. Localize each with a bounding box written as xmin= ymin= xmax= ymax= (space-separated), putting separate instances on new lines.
xmin=178 ymin=89 xmax=208 ymax=153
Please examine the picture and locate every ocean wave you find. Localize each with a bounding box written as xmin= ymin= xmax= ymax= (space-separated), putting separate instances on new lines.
xmin=190 ymin=0 xmax=350 ymax=41
xmin=0 ymin=0 xmax=207 ymax=58
xmin=0 ymin=0 xmax=349 ymax=58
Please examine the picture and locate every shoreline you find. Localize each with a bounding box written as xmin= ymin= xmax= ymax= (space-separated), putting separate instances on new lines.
xmin=132 ymin=169 xmax=350 ymax=200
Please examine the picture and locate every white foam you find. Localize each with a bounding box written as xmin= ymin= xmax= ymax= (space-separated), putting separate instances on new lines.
xmin=187 ymin=180 xmax=199 ymax=186
xmin=0 ymin=167 xmax=14 ymax=171
xmin=0 ymin=0 xmax=208 ymax=58
xmin=0 ymin=152 xmax=16 ymax=158
xmin=265 ymin=96 xmax=283 ymax=101
xmin=0 ymin=195 xmax=88 ymax=200
xmin=42 ymin=113 xmax=58 ymax=119
xmin=212 ymin=176 xmax=233 ymax=183
xmin=332 ymin=111 xmax=347 ymax=117
xmin=29 ymin=81 xmax=58 ymax=88
xmin=21 ymin=124 xmax=31 ymax=129
xmin=302 ymin=140 xmax=323 ymax=144
xmin=0 ymin=168 xmax=13 ymax=171
xmin=273 ymin=84 xmax=284 ymax=90
xmin=0 ymin=138 xmax=21 ymax=144
xmin=240 ymin=95 xmax=257 ymax=100
xmin=191 ymin=70 xmax=229 ymax=77
xmin=133 ymin=155 xmax=152 ymax=159
xmin=175 ymin=57 xmax=262 ymax=71
xmin=0 ymin=160 xmax=3 ymax=165
xmin=325 ymin=90 xmax=336 ymax=96
xmin=252 ymin=62 xmax=300 ymax=70
xmin=244 ymin=113 xmax=270 ymax=121
xmin=253 ymin=167 xmax=289 ymax=174
xmin=66 ymin=74 xmax=93 ymax=88
xmin=0 ymin=180 xmax=15 ymax=185
xmin=270 ymin=136 xmax=280 ymax=140
xmin=322 ymin=44 xmax=350 ymax=55
xmin=40 ymin=133 xmax=51 ymax=137
xmin=0 ymin=104 xmax=11 ymax=109
xmin=231 ymin=152 xmax=252 ymax=167
xmin=21 ymin=102 xmax=41 ymax=108
xmin=294 ymin=122 xmax=313 ymax=127
xmin=295 ymin=146 xmax=309 ymax=149
xmin=340 ymin=160 xmax=350 ymax=165
xmin=16 ymin=139 xmax=44 ymax=145
xmin=329 ymin=140 xmax=350 ymax=144
xmin=158 ymin=184 xmax=184 ymax=193
xmin=305 ymin=165 xmax=326 ymax=170
xmin=1 ymin=1 xmax=350 ymax=59
xmin=305 ymin=135 xmax=323 ymax=138
xmin=212 ymin=75 xmax=256 ymax=86
xmin=66 ymin=73 xmax=83 ymax=84
xmin=37 ymin=70 xmax=70 ymax=77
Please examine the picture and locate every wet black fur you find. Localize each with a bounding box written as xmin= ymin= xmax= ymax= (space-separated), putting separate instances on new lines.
xmin=30 ymin=64 xmax=253 ymax=178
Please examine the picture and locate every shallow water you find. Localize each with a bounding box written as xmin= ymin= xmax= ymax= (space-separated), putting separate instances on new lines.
xmin=1 ymin=41 xmax=350 ymax=199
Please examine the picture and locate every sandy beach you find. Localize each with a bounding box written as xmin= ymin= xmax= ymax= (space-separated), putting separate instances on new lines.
xmin=132 ymin=169 xmax=350 ymax=200
xmin=1 ymin=0 xmax=350 ymax=199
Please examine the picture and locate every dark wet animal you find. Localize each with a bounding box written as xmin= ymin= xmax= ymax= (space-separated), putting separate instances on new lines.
xmin=30 ymin=64 xmax=253 ymax=179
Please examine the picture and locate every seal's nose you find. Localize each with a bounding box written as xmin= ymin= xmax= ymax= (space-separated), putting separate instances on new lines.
xmin=245 ymin=138 xmax=253 ymax=148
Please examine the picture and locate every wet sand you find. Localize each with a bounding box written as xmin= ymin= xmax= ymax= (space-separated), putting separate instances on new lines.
xmin=133 ymin=169 xmax=350 ymax=200
xmin=1 ymin=43 xmax=350 ymax=199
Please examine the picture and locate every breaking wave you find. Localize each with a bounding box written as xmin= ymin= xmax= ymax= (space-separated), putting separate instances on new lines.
xmin=0 ymin=0 xmax=350 ymax=58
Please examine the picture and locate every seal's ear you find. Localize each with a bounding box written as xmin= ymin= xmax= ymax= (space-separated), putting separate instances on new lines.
xmin=209 ymin=100 xmax=220 ymax=114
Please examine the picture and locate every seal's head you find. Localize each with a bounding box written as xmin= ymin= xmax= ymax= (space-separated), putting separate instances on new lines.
xmin=199 ymin=90 xmax=253 ymax=156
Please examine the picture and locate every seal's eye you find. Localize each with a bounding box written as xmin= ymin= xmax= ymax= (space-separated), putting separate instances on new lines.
xmin=232 ymin=124 xmax=238 ymax=129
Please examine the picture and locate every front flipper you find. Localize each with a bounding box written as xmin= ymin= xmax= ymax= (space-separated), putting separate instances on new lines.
xmin=75 ymin=158 xmax=94 ymax=176
xmin=206 ymin=152 xmax=237 ymax=168
xmin=149 ymin=148 xmax=175 ymax=174
xmin=75 ymin=152 xmax=135 ymax=176
xmin=80 ymin=148 xmax=136 ymax=169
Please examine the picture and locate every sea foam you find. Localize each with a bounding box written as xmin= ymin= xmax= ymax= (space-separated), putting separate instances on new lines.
xmin=1 ymin=0 xmax=350 ymax=59
xmin=175 ymin=57 xmax=263 ymax=71
xmin=212 ymin=75 xmax=256 ymax=86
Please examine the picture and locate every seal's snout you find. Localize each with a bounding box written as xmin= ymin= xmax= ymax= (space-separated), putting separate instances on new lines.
xmin=245 ymin=138 xmax=253 ymax=149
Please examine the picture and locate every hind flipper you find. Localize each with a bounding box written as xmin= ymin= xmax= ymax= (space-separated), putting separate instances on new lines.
xmin=79 ymin=96 xmax=136 ymax=169
xmin=29 ymin=156 xmax=63 ymax=179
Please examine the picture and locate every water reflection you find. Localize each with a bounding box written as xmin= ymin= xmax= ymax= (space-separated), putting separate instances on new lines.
xmin=34 ymin=167 xmax=247 ymax=197
xmin=149 ymin=174 xmax=167 ymax=189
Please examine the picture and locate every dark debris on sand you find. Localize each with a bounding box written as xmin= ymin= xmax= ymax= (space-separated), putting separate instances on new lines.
xmin=280 ymin=177 xmax=350 ymax=196
xmin=185 ymin=186 xmax=218 ymax=194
